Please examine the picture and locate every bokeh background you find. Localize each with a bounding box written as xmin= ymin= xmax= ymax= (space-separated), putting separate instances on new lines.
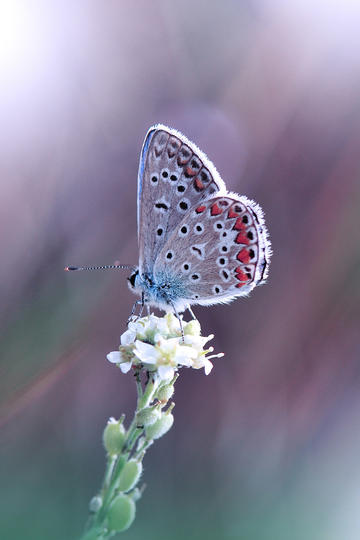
xmin=1 ymin=1 xmax=360 ymax=539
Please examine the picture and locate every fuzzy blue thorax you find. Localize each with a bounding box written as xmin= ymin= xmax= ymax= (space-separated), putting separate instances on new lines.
xmin=128 ymin=268 xmax=189 ymax=312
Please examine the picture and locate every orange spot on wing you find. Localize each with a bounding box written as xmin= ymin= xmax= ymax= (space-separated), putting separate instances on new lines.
xmin=194 ymin=178 xmax=205 ymax=190
xmin=227 ymin=208 xmax=239 ymax=219
xmin=210 ymin=203 xmax=222 ymax=216
xmin=237 ymin=248 xmax=250 ymax=264
xmin=196 ymin=205 xmax=206 ymax=213
xmin=235 ymin=269 xmax=248 ymax=282
xmin=233 ymin=218 xmax=246 ymax=231
xmin=185 ymin=166 xmax=196 ymax=177
xmin=235 ymin=232 xmax=250 ymax=245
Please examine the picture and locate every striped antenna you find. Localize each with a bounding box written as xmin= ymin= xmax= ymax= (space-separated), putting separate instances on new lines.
xmin=64 ymin=264 xmax=136 ymax=272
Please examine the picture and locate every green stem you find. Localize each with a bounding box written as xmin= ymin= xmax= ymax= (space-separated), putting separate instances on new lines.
xmin=80 ymin=373 xmax=160 ymax=539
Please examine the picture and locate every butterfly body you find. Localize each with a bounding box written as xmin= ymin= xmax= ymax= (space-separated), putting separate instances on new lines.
xmin=128 ymin=268 xmax=190 ymax=312
xmin=128 ymin=124 xmax=271 ymax=313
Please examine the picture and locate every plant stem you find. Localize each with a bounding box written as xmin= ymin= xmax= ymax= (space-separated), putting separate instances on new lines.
xmin=80 ymin=372 xmax=160 ymax=539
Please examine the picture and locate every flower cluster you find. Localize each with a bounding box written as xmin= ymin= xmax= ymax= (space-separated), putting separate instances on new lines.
xmin=107 ymin=313 xmax=224 ymax=380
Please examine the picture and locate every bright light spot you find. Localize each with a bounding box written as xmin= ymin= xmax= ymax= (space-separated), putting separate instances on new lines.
xmin=0 ymin=1 xmax=32 ymax=74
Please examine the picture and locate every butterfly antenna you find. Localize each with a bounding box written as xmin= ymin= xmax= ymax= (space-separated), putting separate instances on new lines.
xmin=64 ymin=264 xmax=136 ymax=272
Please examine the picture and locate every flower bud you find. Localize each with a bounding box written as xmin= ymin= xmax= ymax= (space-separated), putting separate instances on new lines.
xmin=156 ymin=382 xmax=175 ymax=402
xmin=107 ymin=494 xmax=136 ymax=532
xmin=145 ymin=405 xmax=174 ymax=440
xmin=117 ymin=459 xmax=143 ymax=492
xmin=103 ymin=418 xmax=126 ymax=455
xmin=89 ymin=495 xmax=102 ymax=513
xmin=136 ymin=404 xmax=160 ymax=427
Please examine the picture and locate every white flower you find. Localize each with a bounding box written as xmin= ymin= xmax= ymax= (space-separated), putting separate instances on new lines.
xmin=106 ymin=350 xmax=133 ymax=373
xmin=106 ymin=313 xmax=223 ymax=378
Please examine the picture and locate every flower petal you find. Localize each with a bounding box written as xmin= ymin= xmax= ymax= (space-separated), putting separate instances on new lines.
xmin=157 ymin=365 xmax=175 ymax=380
xmin=134 ymin=340 xmax=159 ymax=364
xmin=119 ymin=361 xmax=133 ymax=373
xmin=106 ymin=351 xmax=122 ymax=363
xmin=121 ymin=329 xmax=136 ymax=346
xmin=203 ymin=359 xmax=213 ymax=375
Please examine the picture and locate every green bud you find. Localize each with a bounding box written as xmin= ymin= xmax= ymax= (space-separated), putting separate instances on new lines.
xmin=156 ymin=383 xmax=175 ymax=402
xmin=184 ymin=319 xmax=201 ymax=336
xmin=103 ymin=418 xmax=126 ymax=455
xmin=136 ymin=405 xmax=160 ymax=427
xmin=107 ymin=494 xmax=136 ymax=532
xmin=117 ymin=459 xmax=143 ymax=492
xmin=145 ymin=405 xmax=174 ymax=440
xmin=89 ymin=495 xmax=102 ymax=513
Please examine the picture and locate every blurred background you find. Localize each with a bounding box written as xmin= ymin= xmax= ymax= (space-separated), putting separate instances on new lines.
xmin=1 ymin=1 xmax=360 ymax=539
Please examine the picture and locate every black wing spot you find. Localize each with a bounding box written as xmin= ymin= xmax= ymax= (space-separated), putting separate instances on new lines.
xmin=191 ymin=246 xmax=202 ymax=256
xmin=155 ymin=202 xmax=169 ymax=210
xmin=179 ymin=201 xmax=188 ymax=211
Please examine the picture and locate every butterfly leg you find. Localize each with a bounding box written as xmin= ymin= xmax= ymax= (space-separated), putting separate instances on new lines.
xmin=187 ymin=305 xmax=197 ymax=321
xmin=169 ymin=301 xmax=184 ymax=342
xmin=127 ymin=292 xmax=145 ymax=323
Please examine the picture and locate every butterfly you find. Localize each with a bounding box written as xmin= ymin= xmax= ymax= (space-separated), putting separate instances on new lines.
xmin=66 ymin=125 xmax=271 ymax=318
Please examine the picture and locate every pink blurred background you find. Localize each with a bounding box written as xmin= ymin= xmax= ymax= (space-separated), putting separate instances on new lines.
xmin=1 ymin=1 xmax=360 ymax=539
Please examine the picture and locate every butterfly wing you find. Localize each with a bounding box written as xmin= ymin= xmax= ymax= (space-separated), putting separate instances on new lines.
xmin=137 ymin=125 xmax=226 ymax=275
xmin=153 ymin=195 xmax=271 ymax=309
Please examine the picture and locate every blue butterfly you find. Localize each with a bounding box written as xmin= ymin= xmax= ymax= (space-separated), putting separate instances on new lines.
xmin=66 ymin=125 xmax=271 ymax=319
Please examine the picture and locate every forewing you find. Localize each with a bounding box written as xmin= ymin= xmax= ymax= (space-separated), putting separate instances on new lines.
xmin=137 ymin=125 xmax=226 ymax=274
xmin=154 ymin=195 xmax=271 ymax=306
